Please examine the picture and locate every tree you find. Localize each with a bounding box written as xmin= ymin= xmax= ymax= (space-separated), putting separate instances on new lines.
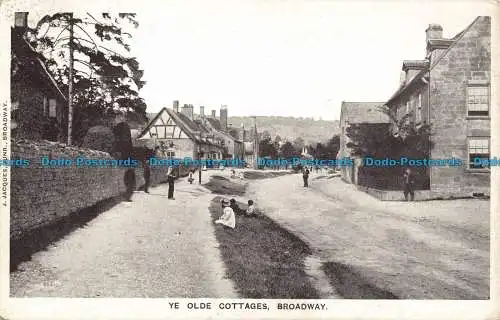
xmin=273 ymin=135 xmax=282 ymax=156
xmin=258 ymin=136 xmax=278 ymax=158
xmin=325 ymin=135 xmax=340 ymax=159
xmin=346 ymin=107 xmax=433 ymax=190
xmin=280 ymin=141 xmax=297 ymax=159
xmin=33 ymin=13 xmax=147 ymax=145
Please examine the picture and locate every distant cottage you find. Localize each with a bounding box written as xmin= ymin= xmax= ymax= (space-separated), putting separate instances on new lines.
xmin=338 ymin=101 xmax=389 ymax=184
xmin=11 ymin=12 xmax=68 ymax=143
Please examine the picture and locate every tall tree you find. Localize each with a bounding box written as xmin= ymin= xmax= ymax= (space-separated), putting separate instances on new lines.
xmin=292 ymin=137 xmax=305 ymax=153
xmin=33 ymin=13 xmax=147 ymax=145
xmin=280 ymin=141 xmax=297 ymax=159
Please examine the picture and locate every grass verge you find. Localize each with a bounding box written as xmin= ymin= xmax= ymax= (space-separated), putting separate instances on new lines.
xmin=321 ymin=261 xmax=398 ymax=299
xmin=209 ymin=196 xmax=320 ymax=299
xmin=243 ymin=171 xmax=291 ymax=180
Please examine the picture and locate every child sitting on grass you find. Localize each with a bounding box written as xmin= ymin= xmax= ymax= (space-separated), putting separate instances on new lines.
xmin=215 ymin=199 xmax=235 ymax=229
xmin=229 ymin=198 xmax=244 ymax=215
xmin=246 ymin=200 xmax=256 ymax=216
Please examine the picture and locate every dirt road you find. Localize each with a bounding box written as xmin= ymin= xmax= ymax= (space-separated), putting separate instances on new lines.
xmin=10 ymin=175 xmax=238 ymax=298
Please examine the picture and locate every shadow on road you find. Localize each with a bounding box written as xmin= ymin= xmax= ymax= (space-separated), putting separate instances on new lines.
xmin=10 ymin=195 xmax=125 ymax=272
xmin=322 ymin=261 xmax=399 ymax=299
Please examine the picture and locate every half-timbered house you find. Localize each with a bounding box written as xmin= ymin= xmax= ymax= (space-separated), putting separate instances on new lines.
xmin=135 ymin=102 xmax=226 ymax=161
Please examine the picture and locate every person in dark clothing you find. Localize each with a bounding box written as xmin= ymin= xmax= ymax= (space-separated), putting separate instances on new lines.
xmin=143 ymin=158 xmax=151 ymax=193
xmin=229 ymin=198 xmax=242 ymax=215
xmin=167 ymin=167 xmax=176 ymax=200
xmin=124 ymin=169 xmax=136 ymax=201
xmin=303 ymin=167 xmax=310 ymax=187
xmin=402 ymin=168 xmax=415 ymax=201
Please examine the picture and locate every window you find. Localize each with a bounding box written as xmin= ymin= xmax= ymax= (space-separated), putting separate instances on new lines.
xmin=49 ymin=99 xmax=57 ymax=118
xmin=416 ymin=94 xmax=422 ymax=123
xmin=467 ymin=86 xmax=489 ymax=116
xmin=166 ymin=151 xmax=175 ymax=158
xmin=468 ymin=138 xmax=490 ymax=169
xmin=406 ymin=101 xmax=410 ymax=114
xmin=43 ymin=96 xmax=48 ymax=116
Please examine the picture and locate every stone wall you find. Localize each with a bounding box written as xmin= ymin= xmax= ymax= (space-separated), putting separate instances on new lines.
xmin=10 ymin=139 xmax=183 ymax=241
xmin=429 ymin=16 xmax=491 ymax=198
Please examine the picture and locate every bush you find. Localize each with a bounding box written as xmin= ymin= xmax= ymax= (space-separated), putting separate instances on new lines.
xmin=81 ymin=125 xmax=115 ymax=153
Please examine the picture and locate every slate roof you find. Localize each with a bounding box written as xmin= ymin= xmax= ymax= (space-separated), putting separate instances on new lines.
xmin=205 ymin=117 xmax=222 ymax=131
xmin=340 ymin=102 xmax=389 ymax=124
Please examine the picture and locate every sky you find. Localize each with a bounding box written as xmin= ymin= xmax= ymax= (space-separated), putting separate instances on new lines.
xmin=2 ymin=0 xmax=496 ymax=120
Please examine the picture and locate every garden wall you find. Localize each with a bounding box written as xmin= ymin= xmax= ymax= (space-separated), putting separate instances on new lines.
xmin=10 ymin=139 xmax=186 ymax=241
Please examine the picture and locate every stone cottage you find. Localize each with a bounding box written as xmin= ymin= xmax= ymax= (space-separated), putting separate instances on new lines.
xmin=11 ymin=12 xmax=68 ymax=143
xmin=385 ymin=16 xmax=491 ymax=198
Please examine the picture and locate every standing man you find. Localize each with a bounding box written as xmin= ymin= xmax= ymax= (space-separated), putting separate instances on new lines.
xmin=167 ymin=166 xmax=176 ymax=200
xmin=303 ymin=167 xmax=310 ymax=187
xmin=143 ymin=150 xmax=152 ymax=193
xmin=124 ymin=169 xmax=136 ymax=202
xmin=402 ymin=168 xmax=415 ymax=201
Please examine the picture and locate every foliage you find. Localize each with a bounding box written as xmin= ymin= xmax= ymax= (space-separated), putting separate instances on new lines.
xmin=258 ymin=135 xmax=278 ymax=158
xmin=32 ymin=13 xmax=147 ymax=144
xmin=279 ymin=141 xmax=299 ymax=159
xmin=112 ymin=122 xmax=133 ymax=158
xmin=310 ymin=135 xmax=340 ymax=160
xmin=345 ymin=107 xmax=433 ymax=190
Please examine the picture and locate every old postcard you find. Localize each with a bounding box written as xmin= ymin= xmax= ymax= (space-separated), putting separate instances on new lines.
xmin=0 ymin=0 xmax=498 ymax=319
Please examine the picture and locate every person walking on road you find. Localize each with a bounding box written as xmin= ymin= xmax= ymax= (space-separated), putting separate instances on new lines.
xmin=303 ymin=167 xmax=310 ymax=187
xmin=167 ymin=166 xmax=176 ymax=200
xmin=403 ymin=168 xmax=415 ymax=201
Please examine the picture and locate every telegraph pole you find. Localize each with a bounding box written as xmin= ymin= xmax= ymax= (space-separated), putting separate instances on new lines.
xmin=67 ymin=13 xmax=74 ymax=145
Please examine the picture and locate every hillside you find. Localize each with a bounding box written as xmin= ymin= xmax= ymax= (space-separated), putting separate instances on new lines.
xmin=228 ymin=116 xmax=340 ymax=144
xmin=145 ymin=113 xmax=340 ymax=144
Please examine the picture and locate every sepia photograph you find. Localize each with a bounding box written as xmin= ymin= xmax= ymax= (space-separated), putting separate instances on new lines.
xmin=0 ymin=0 xmax=498 ymax=319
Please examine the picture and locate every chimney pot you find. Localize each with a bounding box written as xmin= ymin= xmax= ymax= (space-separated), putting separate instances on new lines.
xmin=14 ymin=12 xmax=28 ymax=29
xmin=220 ymin=105 xmax=228 ymax=131
xmin=181 ymin=104 xmax=194 ymax=119
xmin=426 ymin=24 xmax=443 ymax=42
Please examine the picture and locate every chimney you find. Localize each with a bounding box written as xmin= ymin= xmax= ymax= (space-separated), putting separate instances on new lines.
xmin=425 ymin=24 xmax=443 ymax=42
xmin=173 ymin=100 xmax=179 ymax=113
xmin=220 ymin=105 xmax=228 ymax=131
xmin=14 ymin=12 xmax=28 ymax=36
xmin=199 ymin=106 xmax=205 ymax=118
xmin=181 ymin=104 xmax=194 ymax=119
xmin=211 ymin=110 xmax=216 ymax=117
xmin=425 ymin=24 xmax=451 ymax=62
xmin=241 ymin=123 xmax=246 ymax=141
xmin=14 ymin=12 xmax=28 ymax=28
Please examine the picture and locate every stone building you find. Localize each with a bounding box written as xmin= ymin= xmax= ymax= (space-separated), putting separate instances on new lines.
xmin=11 ymin=12 xmax=68 ymax=143
xmin=385 ymin=16 xmax=491 ymax=198
xmin=338 ymin=101 xmax=389 ymax=184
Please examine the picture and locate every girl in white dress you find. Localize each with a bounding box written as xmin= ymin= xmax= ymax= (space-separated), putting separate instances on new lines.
xmin=215 ymin=199 xmax=236 ymax=229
